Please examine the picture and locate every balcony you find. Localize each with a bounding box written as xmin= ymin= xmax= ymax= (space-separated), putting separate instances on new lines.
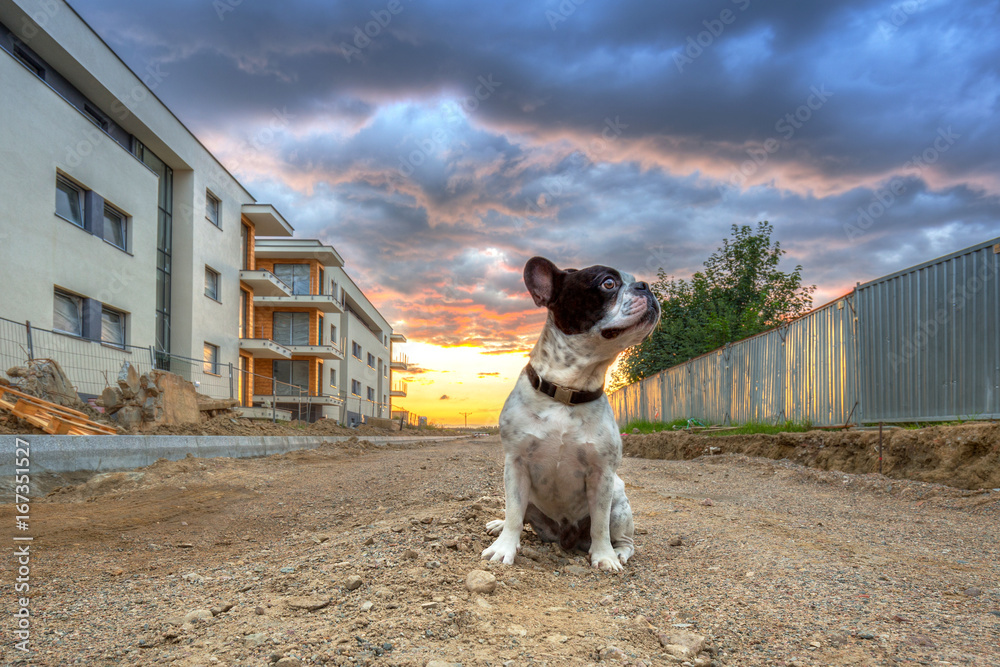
xmin=239 ymin=338 xmax=292 ymax=359
xmin=390 ymin=381 xmax=407 ymax=398
xmin=253 ymin=293 xmax=344 ymax=313
xmin=239 ymin=270 xmax=291 ymax=297
xmin=255 ymin=392 xmax=343 ymax=406
xmin=390 ymin=333 xmax=407 ymax=344
xmin=284 ymin=343 xmax=344 ymax=360
xmin=390 ymin=353 xmax=408 ymax=371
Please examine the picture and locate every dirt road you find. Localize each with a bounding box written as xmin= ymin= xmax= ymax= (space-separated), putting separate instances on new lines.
xmin=4 ymin=435 xmax=999 ymax=666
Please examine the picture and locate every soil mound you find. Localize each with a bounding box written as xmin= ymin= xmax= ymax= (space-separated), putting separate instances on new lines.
xmin=623 ymin=422 xmax=1000 ymax=490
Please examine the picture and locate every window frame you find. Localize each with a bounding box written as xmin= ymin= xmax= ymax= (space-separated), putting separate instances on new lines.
xmin=203 ymin=342 xmax=220 ymax=376
xmin=206 ymin=190 xmax=221 ymax=228
xmin=55 ymin=176 xmax=85 ymax=228
xmin=13 ymin=45 xmax=45 ymax=78
xmin=272 ymin=311 xmax=311 ymax=346
xmin=352 ymin=341 xmax=362 ymax=359
xmin=204 ymin=266 xmax=221 ymax=302
xmin=53 ymin=290 xmax=84 ymax=337
xmin=101 ymin=306 xmax=126 ymax=348
xmin=102 ymin=203 xmax=128 ymax=251
xmin=351 ymin=379 xmax=361 ymax=396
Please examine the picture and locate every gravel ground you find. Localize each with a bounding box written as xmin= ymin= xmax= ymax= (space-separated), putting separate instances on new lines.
xmin=4 ymin=435 xmax=999 ymax=666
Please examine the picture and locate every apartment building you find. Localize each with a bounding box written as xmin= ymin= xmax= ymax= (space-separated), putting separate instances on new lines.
xmin=0 ymin=0 xmax=407 ymax=423
xmin=247 ymin=239 xmax=406 ymax=425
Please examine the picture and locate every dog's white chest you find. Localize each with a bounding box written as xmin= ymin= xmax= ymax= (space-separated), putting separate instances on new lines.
xmin=500 ymin=377 xmax=621 ymax=522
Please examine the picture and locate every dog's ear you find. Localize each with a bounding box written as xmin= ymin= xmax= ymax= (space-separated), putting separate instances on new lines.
xmin=524 ymin=257 xmax=563 ymax=308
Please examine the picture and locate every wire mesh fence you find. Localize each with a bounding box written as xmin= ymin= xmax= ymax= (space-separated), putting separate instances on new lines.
xmin=0 ymin=316 xmax=154 ymax=398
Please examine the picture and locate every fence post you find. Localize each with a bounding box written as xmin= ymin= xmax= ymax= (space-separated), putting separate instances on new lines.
xmin=228 ymin=362 xmax=234 ymax=399
xmin=25 ymin=321 xmax=34 ymax=360
xmin=149 ymin=345 xmax=156 ymax=370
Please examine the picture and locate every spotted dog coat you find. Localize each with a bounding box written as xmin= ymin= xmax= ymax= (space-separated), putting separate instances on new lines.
xmin=482 ymin=257 xmax=661 ymax=571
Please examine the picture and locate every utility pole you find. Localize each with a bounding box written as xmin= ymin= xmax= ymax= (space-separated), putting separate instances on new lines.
xmin=459 ymin=411 xmax=473 ymax=429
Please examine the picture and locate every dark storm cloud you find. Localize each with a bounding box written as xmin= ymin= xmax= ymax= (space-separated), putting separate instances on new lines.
xmin=73 ymin=0 xmax=1000 ymax=348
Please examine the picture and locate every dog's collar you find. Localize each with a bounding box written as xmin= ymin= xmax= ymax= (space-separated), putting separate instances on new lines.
xmin=525 ymin=364 xmax=605 ymax=406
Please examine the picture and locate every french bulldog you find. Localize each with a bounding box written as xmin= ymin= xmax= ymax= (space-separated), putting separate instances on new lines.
xmin=482 ymin=256 xmax=661 ymax=571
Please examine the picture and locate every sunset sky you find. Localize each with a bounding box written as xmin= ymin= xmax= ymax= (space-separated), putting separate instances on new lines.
xmin=75 ymin=0 xmax=999 ymax=426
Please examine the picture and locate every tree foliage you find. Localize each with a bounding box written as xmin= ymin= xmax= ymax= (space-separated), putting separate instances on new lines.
xmin=612 ymin=222 xmax=816 ymax=389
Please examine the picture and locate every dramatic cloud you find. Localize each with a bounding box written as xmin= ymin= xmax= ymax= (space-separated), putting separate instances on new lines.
xmin=75 ymin=0 xmax=1000 ymax=353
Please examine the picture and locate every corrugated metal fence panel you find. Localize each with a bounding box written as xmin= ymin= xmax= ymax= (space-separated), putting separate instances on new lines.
xmin=610 ymin=293 xmax=858 ymax=427
xmin=857 ymin=239 xmax=1000 ymax=422
xmin=609 ymin=238 xmax=997 ymax=427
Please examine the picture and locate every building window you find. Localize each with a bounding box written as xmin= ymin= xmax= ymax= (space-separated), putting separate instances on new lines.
xmin=351 ymin=379 xmax=361 ymax=396
xmin=53 ymin=291 xmax=83 ymax=336
xmin=239 ymin=289 xmax=250 ymax=338
xmin=101 ymin=307 xmax=125 ymax=347
xmin=13 ymin=45 xmax=45 ymax=78
xmin=83 ymin=104 xmax=109 ymax=131
xmin=329 ymin=367 xmax=336 ymax=387
xmin=204 ymin=267 xmax=220 ymax=301
xmin=272 ymin=264 xmax=310 ymax=295
xmin=352 ymin=341 xmax=362 ymax=359
xmin=55 ymin=177 xmax=84 ymax=227
xmin=206 ymin=190 xmax=221 ymax=227
xmin=330 ymin=324 xmax=337 ymax=345
xmin=367 ymin=353 xmax=375 ymax=368
xmin=367 ymin=386 xmax=374 ymax=401
xmin=273 ymin=312 xmax=310 ymax=346
xmin=240 ymin=223 xmax=251 ymax=270
xmin=273 ymin=360 xmax=310 ymax=395
xmin=384 ymin=364 xmax=388 ymax=378
xmin=203 ymin=343 xmax=220 ymax=375
xmin=103 ymin=205 xmax=127 ymax=250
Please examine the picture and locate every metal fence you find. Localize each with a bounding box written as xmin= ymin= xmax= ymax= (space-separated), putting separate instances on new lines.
xmin=0 ymin=317 xmax=243 ymax=403
xmin=610 ymin=237 xmax=1000 ymax=427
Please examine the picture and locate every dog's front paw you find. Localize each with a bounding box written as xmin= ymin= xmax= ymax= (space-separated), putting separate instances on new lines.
xmin=482 ymin=535 xmax=519 ymax=565
xmin=485 ymin=519 xmax=504 ymax=536
xmin=591 ymin=548 xmax=625 ymax=572
xmin=614 ymin=544 xmax=634 ymax=565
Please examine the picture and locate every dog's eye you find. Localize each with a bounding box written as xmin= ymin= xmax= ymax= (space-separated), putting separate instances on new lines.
xmin=601 ymin=277 xmax=616 ymax=290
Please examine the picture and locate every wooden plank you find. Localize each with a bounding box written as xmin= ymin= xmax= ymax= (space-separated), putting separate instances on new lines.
xmin=0 ymin=385 xmax=93 ymax=420
xmin=0 ymin=386 xmax=117 ymax=435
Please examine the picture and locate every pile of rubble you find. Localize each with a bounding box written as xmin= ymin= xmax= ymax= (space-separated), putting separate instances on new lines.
xmin=3 ymin=358 xmax=94 ymax=414
xmin=97 ymin=362 xmax=239 ymax=431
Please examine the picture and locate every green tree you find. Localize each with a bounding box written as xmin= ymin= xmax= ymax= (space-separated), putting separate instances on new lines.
xmin=612 ymin=221 xmax=815 ymax=388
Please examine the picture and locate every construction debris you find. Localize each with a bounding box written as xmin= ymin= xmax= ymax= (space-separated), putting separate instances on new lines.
xmin=98 ymin=363 xmax=239 ymax=431
xmin=5 ymin=358 xmax=91 ymax=412
xmin=0 ymin=385 xmax=116 ymax=435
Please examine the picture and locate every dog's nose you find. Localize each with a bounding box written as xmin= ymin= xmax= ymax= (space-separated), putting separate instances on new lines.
xmin=634 ymin=281 xmax=649 ymax=291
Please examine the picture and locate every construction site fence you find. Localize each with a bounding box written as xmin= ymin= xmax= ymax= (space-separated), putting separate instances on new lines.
xmin=609 ymin=237 xmax=1000 ymax=427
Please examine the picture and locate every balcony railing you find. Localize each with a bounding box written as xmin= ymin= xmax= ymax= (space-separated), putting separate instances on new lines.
xmin=253 ymin=292 xmax=345 ymax=313
xmin=239 ymin=270 xmax=291 ymax=297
